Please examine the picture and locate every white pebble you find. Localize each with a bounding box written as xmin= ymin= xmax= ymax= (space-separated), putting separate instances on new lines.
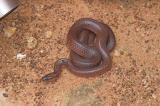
xmin=45 ymin=31 xmax=52 ymax=39
xmin=114 ymin=50 xmax=121 ymax=57
xmin=26 ymin=36 xmax=38 ymax=49
xmin=16 ymin=53 xmax=26 ymax=60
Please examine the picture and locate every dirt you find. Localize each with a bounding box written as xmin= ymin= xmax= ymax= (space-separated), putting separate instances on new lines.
xmin=0 ymin=0 xmax=160 ymax=106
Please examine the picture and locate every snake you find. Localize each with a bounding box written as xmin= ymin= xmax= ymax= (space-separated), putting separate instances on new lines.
xmin=42 ymin=18 xmax=116 ymax=81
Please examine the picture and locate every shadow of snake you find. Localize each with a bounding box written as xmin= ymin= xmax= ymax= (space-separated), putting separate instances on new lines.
xmin=42 ymin=18 xmax=116 ymax=81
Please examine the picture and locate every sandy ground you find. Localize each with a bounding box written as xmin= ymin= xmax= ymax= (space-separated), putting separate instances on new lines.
xmin=0 ymin=0 xmax=160 ymax=106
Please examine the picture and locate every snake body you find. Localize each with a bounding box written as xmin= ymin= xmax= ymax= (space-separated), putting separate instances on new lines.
xmin=42 ymin=18 xmax=116 ymax=81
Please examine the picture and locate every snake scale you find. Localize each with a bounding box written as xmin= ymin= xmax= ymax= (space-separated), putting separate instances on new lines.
xmin=42 ymin=18 xmax=116 ymax=81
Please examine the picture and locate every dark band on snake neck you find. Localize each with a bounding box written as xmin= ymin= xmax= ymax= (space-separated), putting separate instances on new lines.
xmin=42 ymin=18 xmax=116 ymax=81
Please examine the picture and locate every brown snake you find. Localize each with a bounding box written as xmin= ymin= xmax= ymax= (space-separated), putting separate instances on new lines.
xmin=42 ymin=18 xmax=116 ymax=81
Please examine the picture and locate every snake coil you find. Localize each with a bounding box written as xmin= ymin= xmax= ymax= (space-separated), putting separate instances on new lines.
xmin=42 ymin=18 xmax=116 ymax=81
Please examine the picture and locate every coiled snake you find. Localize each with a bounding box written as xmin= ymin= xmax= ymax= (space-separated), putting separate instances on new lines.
xmin=42 ymin=18 xmax=116 ymax=81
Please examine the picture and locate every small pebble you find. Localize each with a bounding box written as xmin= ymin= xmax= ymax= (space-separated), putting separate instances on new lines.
xmin=3 ymin=27 xmax=16 ymax=38
xmin=39 ymin=49 xmax=47 ymax=57
xmin=114 ymin=50 xmax=121 ymax=57
xmin=2 ymin=93 xmax=8 ymax=97
xmin=16 ymin=53 xmax=26 ymax=60
xmin=45 ymin=31 xmax=52 ymax=39
xmin=152 ymin=94 xmax=157 ymax=99
xmin=141 ymin=33 xmax=145 ymax=37
xmin=26 ymin=36 xmax=38 ymax=49
xmin=145 ymin=2 xmax=152 ymax=8
xmin=117 ymin=102 xmax=121 ymax=106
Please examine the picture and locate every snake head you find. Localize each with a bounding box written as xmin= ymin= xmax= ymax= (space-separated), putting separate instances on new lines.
xmin=41 ymin=73 xmax=58 ymax=81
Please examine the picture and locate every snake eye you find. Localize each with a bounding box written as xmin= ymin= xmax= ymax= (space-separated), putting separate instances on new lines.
xmin=60 ymin=59 xmax=65 ymax=63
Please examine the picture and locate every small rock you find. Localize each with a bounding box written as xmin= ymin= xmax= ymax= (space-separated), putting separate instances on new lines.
xmin=141 ymin=33 xmax=145 ymax=37
xmin=152 ymin=94 xmax=157 ymax=99
xmin=135 ymin=27 xmax=140 ymax=32
xmin=35 ymin=92 xmax=43 ymax=96
xmin=35 ymin=13 xmax=41 ymax=17
xmin=45 ymin=31 xmax=52 ymax=39
xmin=39 ymin=49 xmax=47 ymax=57
xmin=120 ymin=50 xmax=124 ymax=55
xmin=16 ymin=53 xmax=26 ymax=60
xmin=26 ymin=36 xmax=38 ymax=49
xmin=117 ymin=102 xmax=121 ymax=106
xmin=142 ymin=79 xmax=148 ymax=88
xmin=114 ymin=50 xmax=121 ymax=57
xmin=119 ymin=5 xmax=124 ymax=9
xmin=2 ymin=93 xmax=8 ymax=97
xmin=3 ymin=27 xmax=16 ymax=38
xmin=34 ymin=4 xmax=44 ymax=11
xmin=145 ymin=2 xmax=152 ymax=8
